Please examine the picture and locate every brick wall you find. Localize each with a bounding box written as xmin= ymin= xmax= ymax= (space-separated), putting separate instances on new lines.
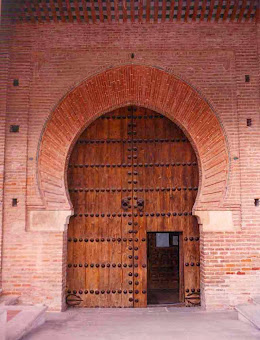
xmin=0 ymin=21 xmax=259 ymax=310
xmin=0 ymin=21 xmax=10 ymax=293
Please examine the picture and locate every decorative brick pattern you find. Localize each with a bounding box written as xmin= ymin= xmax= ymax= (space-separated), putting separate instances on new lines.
xmin=38 ymin=65 xmax=229 ymax=212
xmin=6 ymin=0 xmax=259 ymax=24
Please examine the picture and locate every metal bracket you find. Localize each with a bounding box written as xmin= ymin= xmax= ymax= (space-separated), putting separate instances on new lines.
xmin=66 ymin=294 xmax=83 ymax=306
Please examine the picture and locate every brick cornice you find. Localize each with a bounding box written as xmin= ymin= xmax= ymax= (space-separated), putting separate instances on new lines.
xmin=37 ymin=64 xmax=229 ymax=212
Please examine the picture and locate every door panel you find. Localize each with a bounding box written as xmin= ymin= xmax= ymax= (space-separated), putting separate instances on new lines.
xmin=67 ymin=108 xmax=134 ymax=307
xmin=67 ymin=106 xmax=200 ymax=308
xmin=131 ymin=107 xmax=199 ymax=307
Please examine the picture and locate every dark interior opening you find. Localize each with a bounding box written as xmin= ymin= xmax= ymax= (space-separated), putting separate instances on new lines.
xmin=147 ymin=232 xmax=182 ymax=306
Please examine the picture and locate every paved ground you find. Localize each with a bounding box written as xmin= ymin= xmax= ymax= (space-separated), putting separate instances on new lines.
xmin=24 ymin=307 xmax=260 ymax=340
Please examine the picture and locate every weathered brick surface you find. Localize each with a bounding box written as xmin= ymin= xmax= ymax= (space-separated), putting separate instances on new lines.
xmin=0 ymin=21 xmax=259 ymax=310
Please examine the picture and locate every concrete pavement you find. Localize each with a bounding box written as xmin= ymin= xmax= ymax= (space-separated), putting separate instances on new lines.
xmin=23 ymin=307 xmax=260 ymax=340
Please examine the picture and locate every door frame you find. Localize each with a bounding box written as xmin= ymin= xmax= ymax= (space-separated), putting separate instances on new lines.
xmin=179 ymin=233 xmax=184 ymax=303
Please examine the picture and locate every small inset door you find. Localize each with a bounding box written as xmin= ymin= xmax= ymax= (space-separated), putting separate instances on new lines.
xmin=147 ymin=232 xmax=183 ymax=305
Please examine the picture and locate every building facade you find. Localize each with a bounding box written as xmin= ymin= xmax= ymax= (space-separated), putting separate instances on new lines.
xmin=0 ymin=0 xmax=259 ymax=311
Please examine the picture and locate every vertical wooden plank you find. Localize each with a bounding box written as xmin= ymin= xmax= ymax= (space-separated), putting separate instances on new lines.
xmin=106 ymin=0 xmax=112 ymax=22
xmin=65 ymin=0 xmax=74 ymax=22
xmin=207 ymin=0 xmax=215 ymax=22
xmin=49 ymin=0 xmax=58 ymax=22
xmin=223 ymin=0 xmax=231 ymax=21
xmin=19 ymin=0 xmax=27 ymax=22
xmin=122 ymin=0 xmax=128 ymax=23
xmin=256 ymin=1 xmax=260 ymax=23
xmin=215 ymin=0 xmax=223 ymax=22
xmin=146 ymin=0 xmax=150 ymax=22
xmin=123 ymin=107 xmax=134 ymax=307
xmin=238 ymin=0 xmax=247 ymax=22
xmin=76 ymin=140 xmax=86 ymax=302
xmin=25 ymin=1 xmax=36 ymax=23
xmin=82 ymin=0 xmax=90 ymax=23
xmin=200 ymin=0 xmax=207 ymax=21
xmin=161 ymin=0 xmax=167 ymax=22
xmin=177 ymin=0 xmax=183 ymax=21
xmin=184 ymin=0 xmax=191 ymax=22
xmin=154 ymin=0 xmax=159 ymax=23
xmin=74 ymin=0 xmax=82 ymax=23
xmin=169 ymin=0 xmax=175 ymax=21
xmin=33 ymin=0 xmax=42 ymax=23
xmin=114 ymin=0 xmax=119 ymax=22
xmin=130 ymin=0 xmax=135 ymax=22
xmin=98 ymin=0 xmax=104 ymax=22
xmin=192 ymin=0 xmax=199 ymax=21
xmin=90 ymin=0 xmax=97 ymax=23
xmin=131 ymin=107 xmax=147 ymax=308
xmin=57 ymin=0 xmax=66 ymax=22
xmin=133 ymin=213 xmax=147 ymax=307
xmin=41 ymin=0 xmax=50 ymax=23
xmin=138 ymin=0 xmax=143 ymax=23
xmin=230 ymin=0 xmax=239 ymax=22
xmin=245 ymin=0 xmax=255 ymax=22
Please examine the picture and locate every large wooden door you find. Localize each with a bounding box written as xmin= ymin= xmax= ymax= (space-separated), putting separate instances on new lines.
xmin=67 ymin=106 xmax=200 ymax=308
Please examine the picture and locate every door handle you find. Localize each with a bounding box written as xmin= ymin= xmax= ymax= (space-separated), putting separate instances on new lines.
xmin=137 ymin=198 xmax=144 ymax=211
xmin=121 ymin=198 xmax=129 ymax=210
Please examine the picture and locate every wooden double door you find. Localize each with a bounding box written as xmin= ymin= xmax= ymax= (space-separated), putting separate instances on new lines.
xmin=67 ymin=106 xmax=200 ymax=308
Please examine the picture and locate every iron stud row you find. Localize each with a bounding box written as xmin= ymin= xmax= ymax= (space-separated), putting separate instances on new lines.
xmin=184 ymin=237 xmax=200 ymax=241
xmin=67 ymin=289 xmax=147 ymax=295
xmin=100 ymin=115 xmax=163 ymax=119
xmin=69 ymin=187 xmax=198 ymax=192
xmin=68 ymin=263 xmax=147 ymax=268
xmin=185 ymin=262 xmax=200 ymax=267
xmin=68 ymin=238 xmax=145 ymax=242
xmin=72 ymin=212 xmax=193 ymax=217
xmin=69 ymin=162 xmax=196 ymax=168
xmin=77 ymin=138 xmax=187 ymax=144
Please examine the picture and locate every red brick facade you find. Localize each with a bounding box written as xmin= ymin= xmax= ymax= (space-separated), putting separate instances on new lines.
xmin=0 ymin=20 xmax=259 ymax=310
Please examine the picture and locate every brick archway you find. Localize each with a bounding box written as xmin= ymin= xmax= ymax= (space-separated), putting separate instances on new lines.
xmin=37 ymin=65 xmax=230 ymax=231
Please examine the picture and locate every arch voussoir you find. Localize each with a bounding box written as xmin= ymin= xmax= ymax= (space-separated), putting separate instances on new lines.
xmin=38 ymin=65 xmax=229 ymax=213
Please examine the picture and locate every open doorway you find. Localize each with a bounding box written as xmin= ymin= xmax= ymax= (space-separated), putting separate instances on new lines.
xmin=147 ymin=232 xmax=184 ymax=306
